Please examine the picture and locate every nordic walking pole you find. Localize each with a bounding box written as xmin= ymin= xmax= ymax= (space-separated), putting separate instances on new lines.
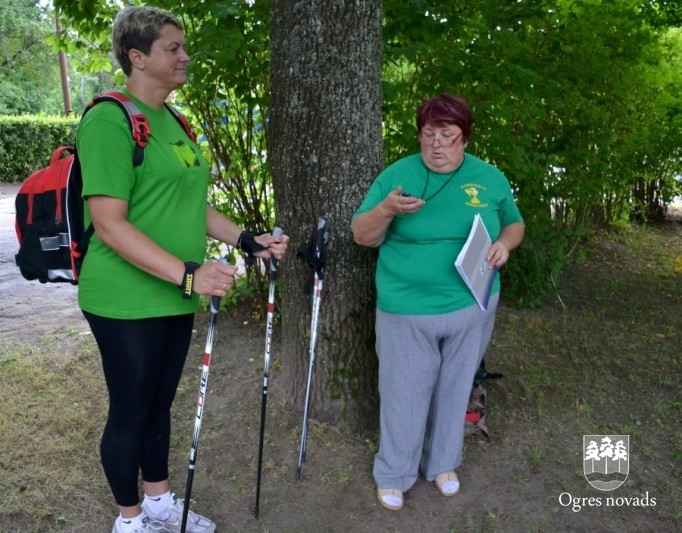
xmin=181 ymin=258 xmax=228 ymax=533
xmin=254 ymin=226 xmax=284 ymax=519
xmin=296 ymin=217 xmax=330 ymax=480
xmin=296 ymin=270 xmax=321 ymax=479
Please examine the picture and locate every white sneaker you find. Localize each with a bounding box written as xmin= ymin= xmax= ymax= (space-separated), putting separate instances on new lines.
xmin=142 ymin=494 xmax=216 ymax=533
xmin=112 ymin=515 xmax=170 ymax=533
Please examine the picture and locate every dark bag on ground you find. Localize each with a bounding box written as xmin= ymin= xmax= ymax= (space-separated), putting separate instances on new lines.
xmin=464 ymin=359 xmax=504 ymax=440
xmin=14 ymin=91 xmax=194 ymax=284
xmin=465 ymin=383 xmax=489 ymax=439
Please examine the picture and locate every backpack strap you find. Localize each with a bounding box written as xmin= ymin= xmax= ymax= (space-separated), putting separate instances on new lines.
xmin=84 ymin=91 xmax=150 ymax=166
xmin=165 ymin=104 xmax=197 ymax=143
xmin=84 ymin=91 xmax=197 ymax=165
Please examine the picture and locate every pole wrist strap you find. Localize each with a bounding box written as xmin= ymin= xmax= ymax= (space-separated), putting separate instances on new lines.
xmin=238 ymin=230 xmax=267 ymax=266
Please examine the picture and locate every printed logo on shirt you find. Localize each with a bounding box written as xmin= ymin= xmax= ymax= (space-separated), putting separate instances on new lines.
xmin=171 ymin=140 xmax=201 ymax=168
xmin=461 ymin=183 xmax=488 ymax=208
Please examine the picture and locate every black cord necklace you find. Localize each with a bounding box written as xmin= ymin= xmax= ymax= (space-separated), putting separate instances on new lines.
xmin=419 ymin=155 xmax=466 ymax=202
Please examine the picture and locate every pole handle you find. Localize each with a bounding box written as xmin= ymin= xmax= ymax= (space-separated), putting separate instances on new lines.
xmin=209 ymin=257 xmax=231 ymax=313
xmin=270 ymin=226 xmax=284 ymax=272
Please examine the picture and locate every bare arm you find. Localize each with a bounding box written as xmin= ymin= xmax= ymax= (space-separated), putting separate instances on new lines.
xmin=206 ymin=204 xmax=242 ymax=246
xmin=351 ymin=186 xmax=425 ymax=247
xmin=88 ymin=196 xmax=236 ymax=296
xmin=206 ymin=205 xmax=290 ymax=261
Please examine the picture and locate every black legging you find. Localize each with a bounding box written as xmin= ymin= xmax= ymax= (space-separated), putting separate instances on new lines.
xmin=83 ymin=311 xmax=195 ymax=507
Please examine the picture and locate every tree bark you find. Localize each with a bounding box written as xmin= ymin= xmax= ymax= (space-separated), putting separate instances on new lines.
xmin=269 ymin=0 xmax=383 ymax=434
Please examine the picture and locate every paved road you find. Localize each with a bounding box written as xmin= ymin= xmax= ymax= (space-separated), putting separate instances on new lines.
xmin=0 ymin=182 xmax=87 ymax=341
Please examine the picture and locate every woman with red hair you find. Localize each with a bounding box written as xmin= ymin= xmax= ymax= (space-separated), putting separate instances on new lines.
xmin=352 ymin=93 xmax=524 ymax=511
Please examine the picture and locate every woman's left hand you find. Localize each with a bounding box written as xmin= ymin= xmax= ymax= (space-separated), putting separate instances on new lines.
xmin=487 ymin=240 xmax=510 ymax=269
xmin=253 ymin=232 xmax=290 ymax=261
xmin=487 ymin=222 xmax=524 ymax=268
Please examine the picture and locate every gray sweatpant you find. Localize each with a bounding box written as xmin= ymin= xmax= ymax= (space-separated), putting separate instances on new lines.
xmin=373 ymin=294 xmax=498 ymax=492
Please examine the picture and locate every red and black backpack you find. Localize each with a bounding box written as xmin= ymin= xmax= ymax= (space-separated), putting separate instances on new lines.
xmin=14 ymin=91 xmax=195 ymax=284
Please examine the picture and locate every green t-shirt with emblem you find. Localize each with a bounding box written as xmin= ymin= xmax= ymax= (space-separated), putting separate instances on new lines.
xmin=353 ymin=153 xmax=523 ymax=315
xmin=76 ymin=90 xmax=209 ymax=319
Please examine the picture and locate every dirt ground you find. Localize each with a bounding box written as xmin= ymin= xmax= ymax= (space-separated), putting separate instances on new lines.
xmin=1 ymin=181 xmax=679 ymax=532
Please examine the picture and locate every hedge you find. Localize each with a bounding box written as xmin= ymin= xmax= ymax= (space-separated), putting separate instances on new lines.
xmin=0 ymin=115 xmax=79 ymax=183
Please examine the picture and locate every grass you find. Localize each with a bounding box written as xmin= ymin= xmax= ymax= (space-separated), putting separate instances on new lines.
xmin=1 ymin=219 xmax=680 ymax=532
xmin=0 ymin=334 xmax=109 ymax=532
xmin=479 ymin=222 xmax=682 ymax=528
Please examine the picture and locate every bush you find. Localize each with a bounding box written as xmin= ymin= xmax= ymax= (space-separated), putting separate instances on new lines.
xmin=501 ymin=215 xmax=586 ymax=308
xmin=0 ymin=116 xmax=78 ymax=183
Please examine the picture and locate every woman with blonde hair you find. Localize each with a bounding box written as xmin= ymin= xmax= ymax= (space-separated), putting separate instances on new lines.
xmin=78 ymin=6 xmax=288 ymax=532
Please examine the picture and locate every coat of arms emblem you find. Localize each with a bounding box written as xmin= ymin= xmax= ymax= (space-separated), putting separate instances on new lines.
xmin=583 ymin=435 xmax=629 ymax=491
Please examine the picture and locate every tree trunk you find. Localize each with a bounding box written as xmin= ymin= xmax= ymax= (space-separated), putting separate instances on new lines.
xmin=269 ymin=0 xmax=383 ymax=434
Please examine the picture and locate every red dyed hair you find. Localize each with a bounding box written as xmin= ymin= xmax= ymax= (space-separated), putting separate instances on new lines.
xmin=416 ymin=94 xmax=473 ymax=142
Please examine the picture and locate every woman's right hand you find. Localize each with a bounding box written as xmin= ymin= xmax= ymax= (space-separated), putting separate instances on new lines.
xmin=381 ymin=186 xmax=425 ymax=216
xmin=351 ymin=186 xmax=425 ymax=247
xmin=192 ymin=261 xmax=238 ymax=296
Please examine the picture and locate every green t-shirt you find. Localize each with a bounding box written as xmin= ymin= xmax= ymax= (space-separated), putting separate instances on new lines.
xmin=76 ymin=91 xmax=209 ymax=319
xmin=353 ymin=153 xmax=523 ymax=315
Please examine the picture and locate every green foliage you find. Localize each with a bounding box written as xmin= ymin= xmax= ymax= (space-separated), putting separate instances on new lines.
xmin=0 ymin=0 xmax=116 ymax=115
xmin=502 ymin=216 xmax=586 ymax=308
xmin=175 ymin=0 xmax=274 ymax=302
xmin=0 ymin=115 xmax=78 ymax=182
xmin=382 ymin=0 xmax=682 ymax=305
xmin=0 ymin=0 xmax=62 ymax=114
xmin=50 ymin=0 xmax=120 ymax=76
xmin=177 ymin=0 xmax=272 ymax=232
xmin=44 ymin=0 xmax=682 ymax=309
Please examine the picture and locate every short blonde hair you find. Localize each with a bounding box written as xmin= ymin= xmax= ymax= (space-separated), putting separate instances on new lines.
xmin=112 ymin=6 xmax=182 ymax=76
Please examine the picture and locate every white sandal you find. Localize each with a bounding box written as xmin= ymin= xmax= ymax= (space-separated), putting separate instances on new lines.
xmin=377 ymin=488 xmax=404 ymax=511
xmin=434 ymin=471 xmax=460 ymax=497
